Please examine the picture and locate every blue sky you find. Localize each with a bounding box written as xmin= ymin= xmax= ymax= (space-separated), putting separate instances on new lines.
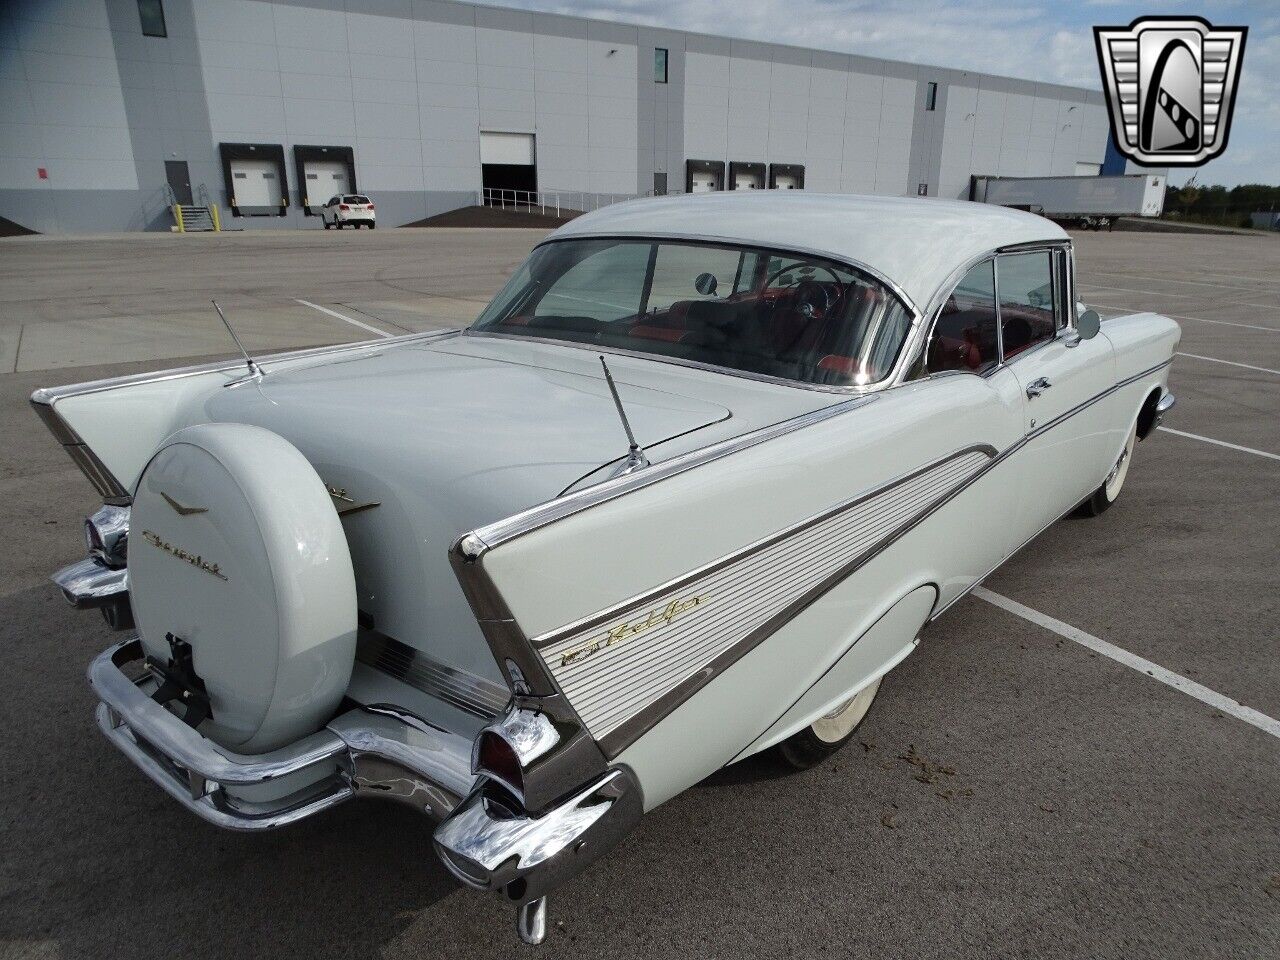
xmin=490 ymin=0 xmax=1275 ymax=187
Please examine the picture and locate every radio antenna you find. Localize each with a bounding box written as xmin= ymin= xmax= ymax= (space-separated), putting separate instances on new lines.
xmin=212 ymin=300 xmax=262 ymax=382
xmin=599 ymin=355 xmax=649 ymax=475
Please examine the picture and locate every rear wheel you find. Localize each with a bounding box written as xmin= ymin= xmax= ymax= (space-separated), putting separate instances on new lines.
xmin=336 ymin=221 xmax=344 ymax=230
xmin=778 ymin=677 xmax=883 ymax=770
xmin=369 ymin=222 xmax=376 ymax=229
xmin=1077 ymin=419 xmax=1137 ymax=517
xmin=323 ymin=220 xmax=331 ymax=229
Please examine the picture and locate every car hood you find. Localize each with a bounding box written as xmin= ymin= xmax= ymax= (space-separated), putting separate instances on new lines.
xmin=201 ymin=333 xmax=733 ymax=682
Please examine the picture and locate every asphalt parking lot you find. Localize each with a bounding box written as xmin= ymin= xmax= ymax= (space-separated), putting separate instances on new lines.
xmin=1 ymin=224 xmax=1277 ymax=959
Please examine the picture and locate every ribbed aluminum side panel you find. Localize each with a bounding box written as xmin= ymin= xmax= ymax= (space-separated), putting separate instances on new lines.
xmin=537 ymin=450 xmax=990 ymax=740
xmin=356 ymin=631 xmax=509 ymax=719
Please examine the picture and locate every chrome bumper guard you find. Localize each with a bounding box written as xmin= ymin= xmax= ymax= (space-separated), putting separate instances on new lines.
xmin=434 ymin=767 xmax=642 ymax=903
xmin=54 ymin=557 xmax=128 ymax=608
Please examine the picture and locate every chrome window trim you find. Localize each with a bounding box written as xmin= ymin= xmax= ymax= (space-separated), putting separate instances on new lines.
xmin=473 ymin=233 xmax=925 ymax=394
xmin=911 ymin=238 xmax=1076 ymax=385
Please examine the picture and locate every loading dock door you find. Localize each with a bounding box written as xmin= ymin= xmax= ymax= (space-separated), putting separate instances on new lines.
xmin=732 ymin=170 xmax=762 ymax=190
xmin=481 ymin=132 xmax=537 ymax=202
xmin=230 ymin=159 xmax=283 ymax=209
xmin=773 ymin=174 xmax=799 ymax=190
xmin=303 ymin=160 xmax=350 ymax=207
xmin=691 ymin=171 xmax=720 ymax=192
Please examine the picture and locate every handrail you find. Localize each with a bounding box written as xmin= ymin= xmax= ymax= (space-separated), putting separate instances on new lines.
xmin=477 ymin=187 xmax=652 ymax=216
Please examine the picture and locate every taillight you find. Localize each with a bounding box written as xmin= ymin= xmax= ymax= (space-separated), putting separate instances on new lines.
xmin=476 ymin=731 xmax=523 ymax=794
xmin=339 ymin=203 xmax=350 ymax=210
xmin=367 ymin=203 xmax=374 ymax=210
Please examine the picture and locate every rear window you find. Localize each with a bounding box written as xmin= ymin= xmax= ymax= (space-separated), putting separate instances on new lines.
xmin=345 ymin=195 xmax=371 ymax=205
xmin=471 ymin=238 xmax=915 ymax=388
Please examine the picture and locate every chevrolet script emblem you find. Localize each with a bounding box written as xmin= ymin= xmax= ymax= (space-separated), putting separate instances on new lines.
xmin=141 ymin=530 xmax=227 ymax=581
xmin=160 ymin=491 xmax=208 ymax=516
xmin=1094 ymin=17 xmax=1247 ymax=167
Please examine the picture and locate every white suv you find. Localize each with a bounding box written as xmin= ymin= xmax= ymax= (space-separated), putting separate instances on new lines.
xmin=321 ymin=194 xmax=376 ymax=229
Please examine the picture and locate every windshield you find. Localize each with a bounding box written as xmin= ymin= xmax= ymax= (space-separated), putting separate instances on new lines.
xmin=469 ymin=238 xmax=914 ymax=387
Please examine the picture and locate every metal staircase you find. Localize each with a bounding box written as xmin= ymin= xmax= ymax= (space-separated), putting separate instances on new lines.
xmin=168 ymin=184 xmax=221 ymax=233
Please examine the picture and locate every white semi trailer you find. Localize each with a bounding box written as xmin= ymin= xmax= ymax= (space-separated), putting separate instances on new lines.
xmin=970 ymin=174 xmax=1167 ymax=227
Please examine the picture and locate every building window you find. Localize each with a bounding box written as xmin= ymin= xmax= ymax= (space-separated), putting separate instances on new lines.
xmin=925 ymin=82 xmax=938 ymax=111
xmin=137 ymin=0 xmax=166 ymax=37
xmin=655 ymin=48 xmax=668 ymax=84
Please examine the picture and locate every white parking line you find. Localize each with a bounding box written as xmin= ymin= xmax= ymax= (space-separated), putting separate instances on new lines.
xmin=1083 ymin=283 xmax=1276 ymax=312
xmin=1176 ymin=352 xmax=1280 ymax=377
xmin=974 ymin=587 xmax=1280 ymax=740
xmin=1089 ymin=301 xmax=1280 ymax=333
xmin=1091 ymin=269 xmax=1280 ymax=291
xmin=1157 ymin=427 xmax=1280 ymax=462
xmin=294 ymin=298 xmax=394 ymax=339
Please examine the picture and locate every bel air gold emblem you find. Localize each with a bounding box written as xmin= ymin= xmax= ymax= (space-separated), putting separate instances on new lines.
xmin=141 ymin=530 xmax=228 ymax=581
xmin=559 ymin=594 xmax=708 ymax=667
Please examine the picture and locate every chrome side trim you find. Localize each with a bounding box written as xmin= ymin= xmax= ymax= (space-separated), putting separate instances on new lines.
xmin=462 ymin=393 xmax=878 ymax=554
xmin=537 ymin=446 xmax=994 ymax=755
xmin=30 ymin=329 xmax=461 ymax=503
xmin=53 ymin=558 xmax=129 ymax=607
xmin=928 ymin=362 xmax=1174 ymax=623
xmin=30 ymin=327 xmax=461 ymax=406
xmin=356 ymin=631 xmax=509 ymax=720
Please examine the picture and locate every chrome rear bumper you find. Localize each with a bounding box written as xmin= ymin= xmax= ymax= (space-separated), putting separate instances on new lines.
xmin=90 ymin=638 xmax=642 ymax=941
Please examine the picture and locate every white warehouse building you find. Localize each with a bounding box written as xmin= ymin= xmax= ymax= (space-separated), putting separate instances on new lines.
xmin=0 ymin=0 xmax=1118 ymax=233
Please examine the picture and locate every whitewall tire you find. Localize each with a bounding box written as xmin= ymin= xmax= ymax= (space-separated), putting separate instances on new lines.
xmin=778 ymin=676 xmax=883 ymax=770
xmin=1078 ymin=419 xmax=1138 ymax=517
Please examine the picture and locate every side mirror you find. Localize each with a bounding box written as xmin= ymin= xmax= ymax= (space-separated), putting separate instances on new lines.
xmin=1076 ymin=309 xmax=1101 ymax=341
xmin=694 ymin=272 xmax=719 ymax=297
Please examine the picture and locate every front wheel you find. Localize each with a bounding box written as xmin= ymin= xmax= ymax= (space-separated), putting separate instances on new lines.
xmin=778 ymin=676 xmax=883 ymax=770
xmin=1077 ymin=419 xmax=1137 ymax=517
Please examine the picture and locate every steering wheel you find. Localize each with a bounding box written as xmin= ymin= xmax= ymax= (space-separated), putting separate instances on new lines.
xmin=762 ymin=261 xmax=845 ymax=320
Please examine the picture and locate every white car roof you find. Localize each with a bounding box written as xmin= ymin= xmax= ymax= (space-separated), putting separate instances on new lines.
xmin=549 ymin=193 xmax=1069 ymax=314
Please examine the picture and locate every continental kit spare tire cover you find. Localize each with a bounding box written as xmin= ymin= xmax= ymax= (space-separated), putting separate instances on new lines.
xmin=130 ymin=422 xmax=357 ymax=754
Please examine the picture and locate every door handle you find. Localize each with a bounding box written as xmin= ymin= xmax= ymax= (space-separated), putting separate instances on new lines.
xmin=1025 ymin=377 xmax=1052 ymax=399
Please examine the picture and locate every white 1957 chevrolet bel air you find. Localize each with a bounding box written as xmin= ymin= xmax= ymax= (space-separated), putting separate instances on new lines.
xmin=33 ymin=193 xmax=1179 ymax=943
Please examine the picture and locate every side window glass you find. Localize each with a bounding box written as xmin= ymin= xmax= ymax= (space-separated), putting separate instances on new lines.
xmin=928 ymin=259 xmax=999 ymax=374
xmin=998 ymin=251 xmax=1057 ymax=359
